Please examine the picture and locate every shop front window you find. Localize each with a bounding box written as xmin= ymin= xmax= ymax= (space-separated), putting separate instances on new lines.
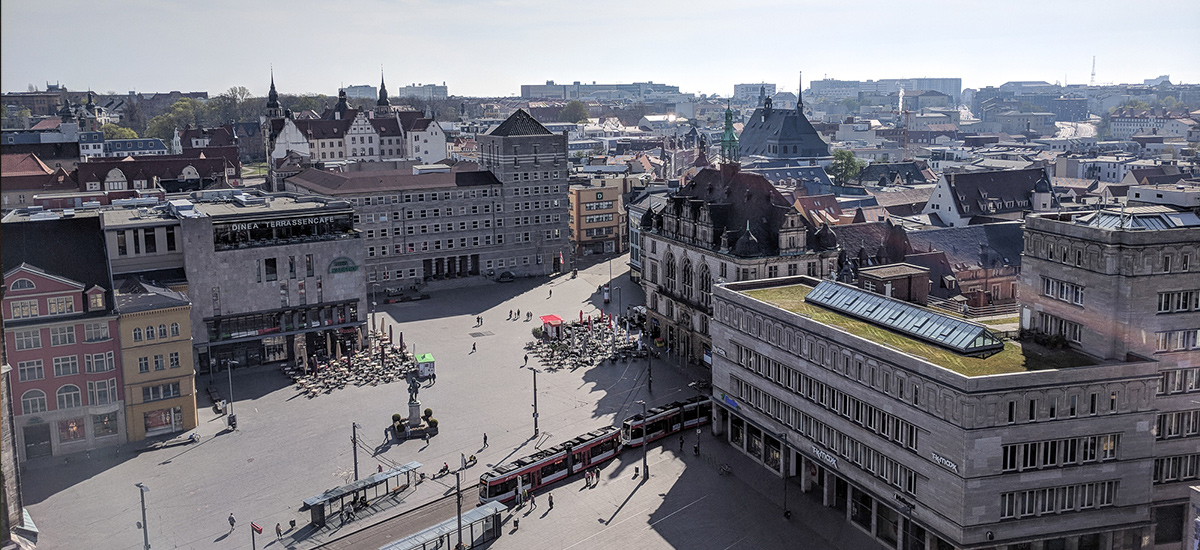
xmin=58 ymin=418 xmax=85 ymax=442
xmin=93 ymin=412 xmax=119 ymax=437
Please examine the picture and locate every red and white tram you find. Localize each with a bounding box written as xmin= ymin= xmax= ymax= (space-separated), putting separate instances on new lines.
xmin=479 ymin=425 xmax=620 ymax=504
xmin=621 ymin=396 xmax=712 ymax=447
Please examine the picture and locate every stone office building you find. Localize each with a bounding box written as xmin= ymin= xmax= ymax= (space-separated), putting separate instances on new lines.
xmin=97 ymin=191 xmax=366 ymax=372
xmin=1019 ymin=189 xmax=1200 ymax=549
xmin=712 ymin=276 xmax=1161 ymax=550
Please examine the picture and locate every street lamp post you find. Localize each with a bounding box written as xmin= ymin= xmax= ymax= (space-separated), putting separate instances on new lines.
xmin=532 ymin=369 xmax=540 ymax=437
xmin=455 ymin=471 xmax=464 ymax=550
xmin=226 ymin=359 xmax=238 ymax=420
xmin=351 ymin=422 xmax=360 ymax=481
xmin=135 ymin=483 xmax=150 ymax=550
xmin=370 ymin=283 xmax=380 ymax=357
xmin=636 ymin=400 xmax=649 ymax=479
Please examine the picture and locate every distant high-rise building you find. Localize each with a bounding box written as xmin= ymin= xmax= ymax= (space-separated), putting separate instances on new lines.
xmin=733 ymin=83 xmax=777 ymax=102
xmin=520 ymin=80 xmax=680 ymax=101
xmin=343 ymin=85 xmax=378 ymax=100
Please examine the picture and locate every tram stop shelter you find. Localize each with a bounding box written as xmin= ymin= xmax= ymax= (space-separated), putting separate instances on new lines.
xmin=416 ymin=353 xmax=436 ymax=378
xmin=380 ymin=501 xmax=506 ymax=550
xmin=303 ymin=461 xmax=422 ymax=527
xmin=539 ymin=315 xmax=564 ymax=339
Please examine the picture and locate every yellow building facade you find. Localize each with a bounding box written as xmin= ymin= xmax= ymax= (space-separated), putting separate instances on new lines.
xmin=116 ymin=283 xmax=197 ymax=442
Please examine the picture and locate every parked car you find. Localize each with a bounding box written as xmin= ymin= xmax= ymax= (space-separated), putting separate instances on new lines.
xmin=496 ymin=271 xmax=515 ymax=282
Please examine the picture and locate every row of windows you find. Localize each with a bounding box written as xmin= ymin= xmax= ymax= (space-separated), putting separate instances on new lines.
xmin=584 ymin=200 xmax=614 ymax=211
xmin=584 ymin=227 xmax=615 ymax=237
xmin=143 ymin=382 xmax=181 ymax=403
xmin=1152 ymin=454 xmax=1200 ymax=485
xmin=733 ymin=344 xmax=920 ymax=453
xmin=1038 ymin=312 xmax=1082 ymax=343
xmin=1041 ymin=277 xmax=1084 ymax=306
xmin=1007 ymin=392 xmax=1105 ymax=423
xmin=257 ymin=255 xmax=316 ymax=283
xmin=730 ymin=374 xmax=918 ymax=495
xmin=1157 ymin=290 xmax=1200 ymax=313
xmin=1155 ymin=329 xmax=1200 ymax=352
xmin=1001 ymin=434 xmax=1119 ymax=472
xmin=999 ymin=481 xmax=1116 ymax=520
xmin=132 ymin=323 xmax=181 ymax=342
xmin=19 ymin=379 xmax=116 ymax=414
xmin=1155 ymin=410 xmax=1200 ymax=440
xmin=136 ymin=352 xmax=181 ymax=373
xmin=1157 ymin=368 xmax=1200 ymax=395
xmin=584 ymin=214 xmax=614 ymax=224
xmin=17 ymin=351 xmax=116 ymax=380
xmin=115 ymin=227 xmax=178 ymax=256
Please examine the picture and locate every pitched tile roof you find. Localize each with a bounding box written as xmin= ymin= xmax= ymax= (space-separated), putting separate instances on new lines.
xmin=1 ymin=153 xmax=52 ymax=176
xmin=2 ymin=215 xmax=113 ymax=308
xmin=906 ymin=221 xmax=1023 ymax=270
xmin=738 ymin=106 xmax=830 ymax=159
xmin=664 ymin=164 xmax=795 ymax=257
xmin=943 ymin=167 xmax=1047 ymax=217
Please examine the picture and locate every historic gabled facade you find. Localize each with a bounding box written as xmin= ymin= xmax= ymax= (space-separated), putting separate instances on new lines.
xmin=3 ymin=264 xmax=123 ymax=461
xmin=737 ymin=95 xmax=830 ymax=161
xmin=640 ymin=162 xmax=835 ymax=366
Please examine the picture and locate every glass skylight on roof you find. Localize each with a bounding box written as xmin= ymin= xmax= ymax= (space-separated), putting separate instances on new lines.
xmin=805 ymin=280 xmax=1004 ymax=357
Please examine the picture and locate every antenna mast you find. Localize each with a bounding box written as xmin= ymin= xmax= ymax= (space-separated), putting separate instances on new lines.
xmin=1090 ymin=56 xmax=1096 ymax=87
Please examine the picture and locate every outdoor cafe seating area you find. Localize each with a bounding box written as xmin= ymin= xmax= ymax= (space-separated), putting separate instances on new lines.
xmin=285 ymin=331 xmax=415 ymax=398
xmin=525 ymin=313 xmax=645 ymax=372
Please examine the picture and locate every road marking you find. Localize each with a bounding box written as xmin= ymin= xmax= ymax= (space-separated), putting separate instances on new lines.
xmin=721 ymin=534 xmax=748 ymax=549
xmin=560 ymin=506 xmax=653 ymax=550
xmin=646 ymin=494 xmax=708 ymax=528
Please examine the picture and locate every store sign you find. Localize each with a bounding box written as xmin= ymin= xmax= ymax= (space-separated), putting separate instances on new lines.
xmin=721 ymin=393 xmax=739 ymax=410
xmin=812 ymin=445 xmax=838 ymax=469
xmin=931 ymin=452 xmax=959 ymax=474
xmin=227 ymin=216 xmax=336 ymax=232
xmin=328 ymin=257 xmax=359 ymax=274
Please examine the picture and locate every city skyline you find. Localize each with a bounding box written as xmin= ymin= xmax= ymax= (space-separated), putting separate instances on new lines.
xmin=3 ymin=0 xmax=1198 ymax=100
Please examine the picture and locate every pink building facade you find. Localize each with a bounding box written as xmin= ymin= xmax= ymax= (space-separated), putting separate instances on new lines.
xmin=4 ymin=264 xmax=125 ymax=461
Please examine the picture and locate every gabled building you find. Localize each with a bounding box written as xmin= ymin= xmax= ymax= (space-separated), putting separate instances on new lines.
xmin=640 ymin=162 xmax=835 ymax=366
xmin=114 ymin=279 xmax=196 ymax=442
xmin=2 ymin=215 xmax=124 ymax=461
xmin=921 ymin=167 xmax=1053 ymax=226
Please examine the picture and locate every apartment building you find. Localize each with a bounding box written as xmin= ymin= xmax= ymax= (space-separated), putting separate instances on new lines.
xmin=568 ymin=178 xmax=629 ymax=257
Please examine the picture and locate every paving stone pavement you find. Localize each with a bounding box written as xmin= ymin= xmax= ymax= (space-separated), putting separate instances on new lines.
xmin=18 ymin=255 xmax=880 ymax=550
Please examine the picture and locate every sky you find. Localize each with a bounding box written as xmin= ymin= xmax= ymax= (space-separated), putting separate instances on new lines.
xmin=3 ymin=0 xmax=1198 ymax=99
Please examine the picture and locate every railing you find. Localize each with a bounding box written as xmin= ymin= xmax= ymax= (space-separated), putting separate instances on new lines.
xmin=926 ymin=295 xmax=1019 ymax=319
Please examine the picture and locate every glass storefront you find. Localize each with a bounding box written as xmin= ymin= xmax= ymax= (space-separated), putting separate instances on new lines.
xmin=93 ymin=412 xmax=120 ymax=437
xmin=145 ymin=406 xmax=182 ymax=437
xmin=58 ymin=418 xmax=85 ymax=442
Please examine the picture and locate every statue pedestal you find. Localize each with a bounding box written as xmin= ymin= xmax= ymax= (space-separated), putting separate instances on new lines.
xmin=408 ymin=400 xmax=422 ymax=429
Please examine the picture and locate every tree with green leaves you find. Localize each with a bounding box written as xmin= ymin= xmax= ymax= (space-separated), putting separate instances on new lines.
xmin=144 ymin=98 xmax=209 ymax=141
xmin=828 ymin=149 xmax=866 ymax=185
xmin=558 ymin=101 xmax=589 ymax=123
xmin=100 ymin=123 xmax=138 ymax=139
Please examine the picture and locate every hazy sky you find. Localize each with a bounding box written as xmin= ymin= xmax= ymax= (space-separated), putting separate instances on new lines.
xmin=4 ymin=0 xmax=1197 ymax=99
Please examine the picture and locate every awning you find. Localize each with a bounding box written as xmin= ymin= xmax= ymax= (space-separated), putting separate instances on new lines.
xmin=415 ymin=353 xmax=435 ymax=363
xmin=539 ymin=315 xmax=564 ymax=326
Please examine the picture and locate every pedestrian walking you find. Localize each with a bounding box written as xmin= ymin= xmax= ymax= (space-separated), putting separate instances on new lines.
xmin=471 ymin=342 xmax=476 ymax=353
xmin=483 ymin=433 xmax=489 ymax=448
xmin=228 ymin=513 xmax=236 ymax=532
xmin=584 ymin=470 xmax=591 ymax=486
xmin=508 ymin=309 xmax=513 ymax=320
xmin=461 ymin=453 xmax=467 ymax=470
xmin=378 ymin=463 xmax=384 ymax=473
xmin=523 ymin=354 xmax=529 ymax=366
xmin=548 ymin=493 xmax=553 ymax=509
xmin=679 ymin=435 xmax=684 ymax=453
xmin=275 ymin=523 xmax=283 ymax=541
xmin=530 ymin=492 xmax=537 ymax=510
xmin=549 ymin=289 xmax=552 ymax=298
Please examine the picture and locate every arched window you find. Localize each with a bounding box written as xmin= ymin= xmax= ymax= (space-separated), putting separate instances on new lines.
xmin=9 ymin=278 xmax=34 ymax=291
xmin=170 ymin=322 xmax=180 ymax=337
xmin=158 ymin=324 xmax=167 ymax=339
xmin=681 ymin=258 xmax=694 ymax=299
xmin=132 ymin=327 xmax=143 ymax=342
xmin=665 ymin=253 xmax=677 ymax=292
xmin=56 ymin=385 xmax=81 ymax=409
xmin=21 ymin=389 xmax=47 ymax=414
xmin=145 ymin=326 xmax=155 ymax=340
xmin=699 ymin=263 xmax=713 ymax=306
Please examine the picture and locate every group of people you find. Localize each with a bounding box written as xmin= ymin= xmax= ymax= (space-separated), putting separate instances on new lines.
xmin=524 ymin=317 xmax=640 ymax=372
xmin=288 ymin=331 xmax=415 ymax=397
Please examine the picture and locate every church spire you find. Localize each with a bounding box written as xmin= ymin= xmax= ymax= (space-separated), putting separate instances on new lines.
xmin=720 ymin=101 xmax=739 ymax=165
xmin=376 ymin=68 xmax=391 ymax=117
xmin=266 ymin=68 xmax=281 ymax=118
xmin=798 ymin=71 xmax=803 ymax=111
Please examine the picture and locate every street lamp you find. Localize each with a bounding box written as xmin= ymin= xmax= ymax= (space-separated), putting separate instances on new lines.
xmin=636 ymin=400 xmax=649 ymax=479
xmin=370 ymin=283 xmax=380 ymax=356
xmin=226 ymin=359 xmax=238 ymax=429
xmin=532 ymin=369 xmax=540 ymax=437
xmin=135 ymin=483 xmax=150 ymax=550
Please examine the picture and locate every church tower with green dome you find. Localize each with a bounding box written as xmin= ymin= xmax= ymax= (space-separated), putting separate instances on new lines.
xmin=719 ymin=101 xmax=739 ymax=164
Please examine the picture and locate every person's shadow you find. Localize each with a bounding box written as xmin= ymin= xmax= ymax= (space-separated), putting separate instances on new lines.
xmin=213 ymin=530 xmax=232 ymax=543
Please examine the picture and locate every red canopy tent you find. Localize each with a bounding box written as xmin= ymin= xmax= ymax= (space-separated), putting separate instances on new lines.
xmin=540 ymin=315 xmax=565 ymax=339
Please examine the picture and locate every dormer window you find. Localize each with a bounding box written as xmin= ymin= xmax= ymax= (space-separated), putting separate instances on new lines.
xmin=9 ymin=278 xmax=34 ymax=291
xmin=89 ymin=293 xmax=104 ymax=311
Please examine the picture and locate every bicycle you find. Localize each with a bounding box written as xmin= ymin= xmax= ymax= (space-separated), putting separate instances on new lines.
xmin=718 ymin=463 xmax=731 ymax=475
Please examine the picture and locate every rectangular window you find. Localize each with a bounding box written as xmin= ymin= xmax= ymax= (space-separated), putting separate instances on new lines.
xmin=166 ymin=226 xmax=177 ymax=251
xmin=138 ymin=357 xmax=149 ymax=373
xmin=144 ymin=229 xmax=157 ymax=253
xmin=264 ymin=258 xmax=278 ymax=281
xmin=17 ymin=360 xmax=44 ymax=381
xmin=50 ymin=326 xmax=76 ymax=346
xmin=154 ymin=354 xmax=165 ymax=371
xmin=53 ymin=355 xmax=79 ymax=377
xmin=306 ymin=254 xmax=315 ymax=277
xmin=14 ymin=329 xmax=41 ymax=350
xmin=10 ymin=299 xmax=38 ymax=319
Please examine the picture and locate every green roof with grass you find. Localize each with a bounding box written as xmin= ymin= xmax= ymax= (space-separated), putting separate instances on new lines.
xmin=741 ymin=284 xmax=1096 ymax=377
